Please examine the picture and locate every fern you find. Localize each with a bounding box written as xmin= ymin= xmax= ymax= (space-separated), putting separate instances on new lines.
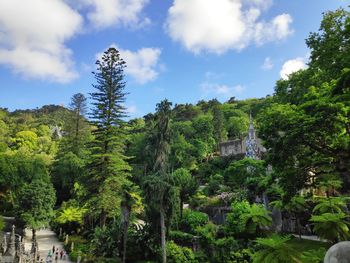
xmin=253 ymin=235 xmax=300 ymax=263
xmin=310 ymin=212 xmax=350 ymax=242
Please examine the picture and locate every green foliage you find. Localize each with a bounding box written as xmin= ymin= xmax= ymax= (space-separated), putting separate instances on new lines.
xmin=0 ymin=216 xmax=4 ymax=231
xmin=312 ymin=197 xmax=347 ymax=214
xmin=172 ymin=168 xmax=197 ymax=217
xmin=310 ymin=212 xmax=350 ymax=242
xmin=13 ymin=130 xmax=38 ymax=150
xmin=253 ymin=235 xmax=299 ymax=263
xmin=179 ymin=209 xmax=209 ymax=234
xmin=166 ymin=241 xmax=198 ymax=263
xmin=88 ymin=47 xmax=131 ymax=221
xmin=56 ymin=205 xmax=87 ymax=225
xmin=169 ymin=230 xmax=194 ymax=247
xmin=16 ymin=179 xmax=56 ymax=229
xmin=300 ymin=248 xmax=327 ymax=263
xmin=224 ymin=158 xmax=265 ymax=190
xmin=226 ymin=201 xmax=271 ymax=236
xmin=91 ymin=224 xmax=120 ymax=258
xmin=52 ymin=152 xmax=85 ymax=203
xmin=206 ymin=174 xmax=224 ymax=195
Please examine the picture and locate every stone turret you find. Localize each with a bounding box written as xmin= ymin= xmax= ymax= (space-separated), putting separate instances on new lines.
xmin=220 ymin=112 xmax=266 ymax=158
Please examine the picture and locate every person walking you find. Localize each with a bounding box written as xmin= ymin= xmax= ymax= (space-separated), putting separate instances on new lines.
xmin=60 ymin=249 xmax=64 ymax=259
xmin=55 ymin=248 xmax=59 ymax=261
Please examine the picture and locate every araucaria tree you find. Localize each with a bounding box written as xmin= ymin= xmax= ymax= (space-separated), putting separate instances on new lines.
xmin=88 ymin=47 xmax=131 ymax=228
xmin=69 ymin=93 xmax=88 ymax=155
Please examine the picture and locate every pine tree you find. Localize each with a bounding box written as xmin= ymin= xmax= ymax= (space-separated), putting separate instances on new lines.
xmin=88 ymin=47 xmax=131 ymax=227
xmin=69 ymin=93 xmax=88 ymax=154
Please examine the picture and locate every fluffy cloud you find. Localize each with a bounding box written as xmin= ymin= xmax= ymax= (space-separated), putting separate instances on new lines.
xmin=79 ymin=0 xmax=150 ymax=29
xmin=280 ymin=57 xmax=307 ymax=80
xmin=165 ymin=0 xmax=293 ymax=54
xmin=201 ymin=82 xmax=244 ymax=99
xmin=262 ymin=57 xmax=273 ymax=70
xmin=126 ymin=104 xmax=138 ymax=114
xmin=0 ymin=0 xmax=82 ymax=83
xmin=97 ymin=45 xmax=162 ymax=84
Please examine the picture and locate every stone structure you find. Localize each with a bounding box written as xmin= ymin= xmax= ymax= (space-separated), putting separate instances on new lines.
xmin=219 ymin=114 xmax=266 ymax=159
xmin=324 ymin=241 xmax=350 ymax=263
xmin=0 ymin=226 xmax=37 ymax=263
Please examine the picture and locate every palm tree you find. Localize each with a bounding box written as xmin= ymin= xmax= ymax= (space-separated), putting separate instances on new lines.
xmin=143 ymin=99 xmax=174 ymax=263
xmin=253 ymin=235 xmax=300 ymax=263
xmin=143 ymin=174 xmax=178 ymax=263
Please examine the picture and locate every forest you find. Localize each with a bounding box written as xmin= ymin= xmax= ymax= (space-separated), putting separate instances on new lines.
xmin=0 ymin=8 xmax=349 ymax=263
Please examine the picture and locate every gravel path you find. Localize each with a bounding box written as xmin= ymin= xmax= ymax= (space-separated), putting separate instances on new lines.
xmin=24 ymin=228 xmax=72 ymax=263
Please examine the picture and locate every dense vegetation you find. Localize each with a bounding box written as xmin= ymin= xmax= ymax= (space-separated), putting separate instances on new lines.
xmin=0 ymin=8 xmax=349 ymax=263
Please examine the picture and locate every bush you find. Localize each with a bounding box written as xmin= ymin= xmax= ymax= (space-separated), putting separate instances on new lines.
xmin=225 ymin=201 xmax=271 ymax=236
xmin=91 ymin=224 xmax=120 ymax=258
xmin=213 ymin=237 xmax=239 ymax=262
xmin=253 ymin=235 xmax=299 ymax=263
xmin=189 ymin=191 xmax=209 ymax=209
xmin=169 ymin=231 xmax=194 ymax=247
xmin=166 ymin=241 xmax=198 ymax=263
xmin=300 ymin=248 xmax=327 ymax=263
xmin=206 ymin=174 xmax=224 ymax=195
xmin=180 ymin=209 xmax=209 ymax=234
xmin=0 ymin=216 xmax=4 ymax=231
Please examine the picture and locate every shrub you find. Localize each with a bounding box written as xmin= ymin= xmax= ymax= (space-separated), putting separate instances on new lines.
xmin=0 ymin=216 xmax=4 ymax=231
xmin=166 ymin=241 xmax=198 ymax=263
xmin=253 ymin=235 xmax=300 ymax=263
xmin=225 ymin=201 xmax=271 ymax=236
xmin=180 ymin=209 xmax=209 ymax=234
xmin=300 ymin=248 xmax=327 ymax=263
xmin=213 ymin=237 xmax=239 ymax=262
xmin=206 ymin=174 xmax=224 ymax=195
xmin=189 ymin=191 xmax=209 ymax=209
xmin=169 ymin=230 xmax=194 ymax=247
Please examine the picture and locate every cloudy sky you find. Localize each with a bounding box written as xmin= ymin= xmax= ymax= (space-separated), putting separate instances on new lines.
xmin=0 ymin=0 xmax=348 ymax=117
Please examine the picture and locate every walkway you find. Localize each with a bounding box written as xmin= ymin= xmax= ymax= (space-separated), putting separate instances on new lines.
xmin=24 ymin=228 xmax=72 ymax=262
xmin=292 ymin=234 xmax=327 ymax=242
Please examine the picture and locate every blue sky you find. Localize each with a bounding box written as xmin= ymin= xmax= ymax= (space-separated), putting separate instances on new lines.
xmin=0 ymin=0 xmax=348 ymax=117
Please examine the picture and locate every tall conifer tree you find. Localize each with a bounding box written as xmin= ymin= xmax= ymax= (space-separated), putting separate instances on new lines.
xmin=88 ymin=47 xmax=131 ymax=226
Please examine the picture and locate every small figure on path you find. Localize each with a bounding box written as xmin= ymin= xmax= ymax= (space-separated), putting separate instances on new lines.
xmin=60 ymin=249 xmax=64 ymax=259
xmin=52 ymin=245 xmax=55 ymax=253
xmin=55 ymin=248 xmax=59 ymax=261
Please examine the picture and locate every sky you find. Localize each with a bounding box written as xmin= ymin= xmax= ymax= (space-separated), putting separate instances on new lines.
xmin=0 ymin=0 xmax=348 ymax=117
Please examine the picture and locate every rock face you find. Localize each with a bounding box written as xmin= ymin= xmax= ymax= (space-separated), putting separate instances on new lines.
xmin=324 ymin=241 xmax=350 ymax=263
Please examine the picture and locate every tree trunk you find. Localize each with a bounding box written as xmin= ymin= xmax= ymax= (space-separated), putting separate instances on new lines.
xmin=296 ymin=215 xmax=302 ymax=239
xmin=160 ymin=206 xmax=167 ymax=263
xmin=121 ymin=204 xmax=131 ymax=263
xmin=100 ymin=210 xmax=107 ymax=227
xmin=180 ymin=198 xmax=184 ymax=220
xmin=32 ymin=228 xmax=36 ymax=242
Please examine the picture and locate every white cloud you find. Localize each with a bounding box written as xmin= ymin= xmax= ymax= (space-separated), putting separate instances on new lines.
xmin=201 ymin=82 xmax=244 ymax=98
xmin=280 ymin=57 xmax=307 ymax=80
xmin=126 ymin=104 xmax=137 ymax=114
xmin=0 ymin=0 xmax=82 ymax=83
xmin=80 ymin=0 xmax=150 ymax=29
xmin=262 ymin=57 xmax=273 ymax=70
xmin=97 ymin=45 xmax=162 ymax=84
xmin=200 ymin=72 xmax=244 ymax=99
xmin=165 ymin=0 xmax=293 ymax=54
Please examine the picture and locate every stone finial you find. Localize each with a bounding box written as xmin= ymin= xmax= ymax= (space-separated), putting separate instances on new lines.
xmin=324 ymin=241 xmax=350 ymax=263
